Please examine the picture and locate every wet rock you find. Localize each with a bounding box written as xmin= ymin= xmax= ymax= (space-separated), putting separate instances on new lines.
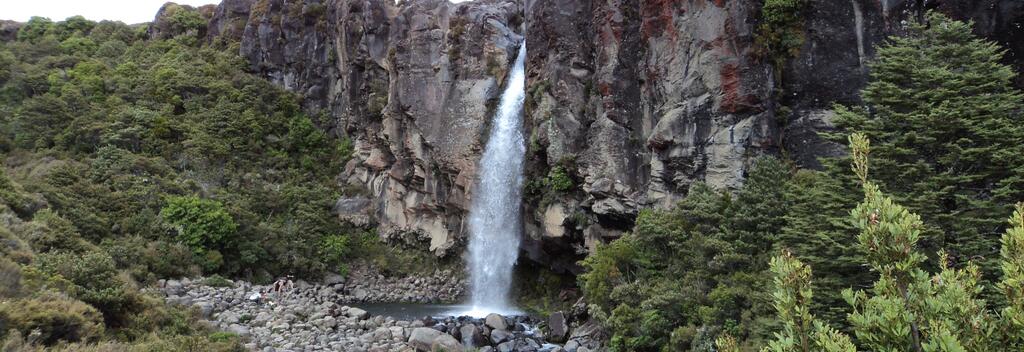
xmin=484 ymin=313 xmax=507 ymax=330
xmin=548 ymin=311 xmax=568 ymax=343
xmin=408 ymin=327 xmax=443 ymax=351
xmin=490 ymin=328 xmax=510 ymax=345
xmin=459 ymin=324 xmax=485 ymax=347
xmin=431 ymin=333 xmax=463 ymax=352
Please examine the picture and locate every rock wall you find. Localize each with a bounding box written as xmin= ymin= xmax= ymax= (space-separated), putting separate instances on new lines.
xmin=200 ymin=0 xmax=1024 ymax=272
xmin=222 ymin=0 xmax=524 ymax=257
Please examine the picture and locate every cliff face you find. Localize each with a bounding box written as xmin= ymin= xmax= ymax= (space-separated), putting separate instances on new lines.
xmin=201 ymin=0 xmax=1024 ymax=271
xmin=216 ymin=0 xmax=524 ymax=257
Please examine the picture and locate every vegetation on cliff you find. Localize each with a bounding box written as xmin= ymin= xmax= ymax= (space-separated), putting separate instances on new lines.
xmin=581 ymin=12 xmax=1024 ymax=351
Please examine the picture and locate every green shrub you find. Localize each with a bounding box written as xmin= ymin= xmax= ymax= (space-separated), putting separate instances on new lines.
xmin=160 ymin=196 xmax=237 ymax=255
xmin=207 ymin=331 xmax=239 ymax=343
xmin=33 ymin=251 xmax=136 ymax=326
xmin=0 ymin=296 xmax=104 ymax=345
xmin=0 ymin=257 xmax=22 ymax=297
xmin=26 ymin=209 xmax=91 ymax=253
xmin=319 ymin=234 xmax=351 ymax=275
xmin=202 ymin=274 xmax=233 ymax=288
xmin=141 ymin=241 xmax=199 ymax=279
xmin=167 ymin=5 xmax=207 ymax=35
xmin=17 ymin=17 xmax=54 ymax=43
xmin=544 ymin=166 xmax=574 ymax=193
xmin=756 ymin=0 xmax=808 ymax=71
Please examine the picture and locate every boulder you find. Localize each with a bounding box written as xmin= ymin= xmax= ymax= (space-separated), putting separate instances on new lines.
xmin=227 ymin=324 xmax=251 ymax=337
xmin=195 ymin=301 xmax=215 ymax=318
xmin=408 ymin=327 xmax=443 ymax=351
xmin=489 ymin=329 xmax=510 ymax=345
xmin=165 ymin=279 xmax=184 ymax=295
xmin=323 ymin=272 xmax=345 ymax=285
xmin=543 ymin=204 xmax=568 ymax=238
xmin=484 ymin=313 xmax=507 ymax=330
xmin=431 ymin=333 xmax=463 ymax=352
xmin=547 ymin=311 xmax=568 ymax=343
xmin=459 ymin=324 xmax=485 ymax=347
xmin=348 ymin=307 xmax=369 ymax=320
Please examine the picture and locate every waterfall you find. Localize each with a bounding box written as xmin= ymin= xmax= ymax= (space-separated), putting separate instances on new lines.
xmin=465 ymin=41 xmax=527 ymax=316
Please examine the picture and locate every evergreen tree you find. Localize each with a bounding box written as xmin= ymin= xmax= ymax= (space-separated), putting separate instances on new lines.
xmin=843 ymin=133 xmax=996 ymax=351
xmin=777 ymin=166 xmax=866 ymax=329
xmin=759 ymin=134 xmax=1024 ymax=351
xmin=828 ymin=12 xmax=1024 ymax=295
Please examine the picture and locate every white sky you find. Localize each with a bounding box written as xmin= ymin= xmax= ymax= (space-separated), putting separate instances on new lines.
xmin=2 ymin=0 xmax=473 ymax=25
xmin=2 ymin=0 xmax=220 ymax=24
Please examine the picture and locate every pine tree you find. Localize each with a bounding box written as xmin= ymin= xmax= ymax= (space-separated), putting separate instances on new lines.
xmin=756 ymin=134 xmax=1024 ymax=351
xmin=842 ymin=133 xmax=995 ymax=351
xmin=777 ymin=166 xmax=866 ymax=329
xmin=828 ymin=12 xmax=1024 ymax=297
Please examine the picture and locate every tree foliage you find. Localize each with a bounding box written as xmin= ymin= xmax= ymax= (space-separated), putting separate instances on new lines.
xmin=580 ymin=157 xmax=792 ymax=351
xmin=828 ymin=12 xmax=1024 ymax=297
xmin=749 ymin=135 xmax=1023 ymax=352
xmin=160 ymin=195 xmax=237 ymax=255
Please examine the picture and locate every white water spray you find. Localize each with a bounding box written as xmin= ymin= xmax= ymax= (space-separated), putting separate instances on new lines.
xmin=465 ymin=42 xmax=527 ymax=317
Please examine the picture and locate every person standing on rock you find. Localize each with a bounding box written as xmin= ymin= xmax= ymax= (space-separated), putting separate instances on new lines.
xmin=271 ymin=277 xmax=284 ymax=301
xmin=283 ymin=275 xmax=295 ymax=299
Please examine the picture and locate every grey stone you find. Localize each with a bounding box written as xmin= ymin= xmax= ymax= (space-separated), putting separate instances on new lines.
xmin=548 ymin=311 xmax=568 ymax=343
xmin=458 ymin=324 xmax=484 ymax=347
xmin=484 ymin=313 xmax=507 ymax=330
xmin=407 ymin=327 xmax=443 ymax=351
xmin=430 ymin=333 xmax=463 ymax=352
xmin=195 ymin=302 xmax=215 ymax=318
xmin=489 ymin=329 xmax=510 ymax=345
xmin=323 ymin=273 xmax=345 ymax=285
xmin=227 ymin=324 xmax=251 ymax=337
xmin=348 ymin=307 xmax=369 ymax=320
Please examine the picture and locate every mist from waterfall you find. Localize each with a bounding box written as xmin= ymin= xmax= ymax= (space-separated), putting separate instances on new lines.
xmin=465 ymin=42 xmax=527 ymax=316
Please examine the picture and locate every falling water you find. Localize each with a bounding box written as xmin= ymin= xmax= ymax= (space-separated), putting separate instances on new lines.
xmin=465 ymin=42 xmax=527 ymax=316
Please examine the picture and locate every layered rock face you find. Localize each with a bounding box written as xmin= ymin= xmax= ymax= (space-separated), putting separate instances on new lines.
xmin=521 ymin=1 xmax=774 ymax=271
xmin=203 ymin=0 xmax=1024 ymax=271
xmin=221 ymin=0 xmax=524 ymax=256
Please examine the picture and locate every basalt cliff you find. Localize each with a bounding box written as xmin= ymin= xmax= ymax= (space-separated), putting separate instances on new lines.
xmin=174 ymin=0 xmax=1024 ymax=273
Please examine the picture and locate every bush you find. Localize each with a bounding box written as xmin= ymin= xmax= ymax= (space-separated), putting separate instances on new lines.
xmin=202 ymin=274 xmax=233 ymax=288
xmin=319 ymin=234 xmax=351 ymax=275
xmin=756 ymin=0 xmax=808 ymax=72
xmin=160 ymin=196 xmax=237 ymax=256
xmin=0 ymin=296 xmax=104 ymax=345
xmin=25 ymin=209 xmax=91 ymax=253
xmin=0 ymin=257 xmax=22 ymax=297
xmin=545 ymin=166 xmax=574 ymax=193
xmin=33 ymin=251 xmax=135 ymax=326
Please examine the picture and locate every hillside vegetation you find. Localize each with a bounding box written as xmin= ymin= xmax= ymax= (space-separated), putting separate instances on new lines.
xmin=0 ymin=8 xmax=400 ymax=349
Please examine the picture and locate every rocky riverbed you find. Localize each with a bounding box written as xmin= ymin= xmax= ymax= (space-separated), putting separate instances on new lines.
xmin=157 ymin=277 xmax=605 ymax=352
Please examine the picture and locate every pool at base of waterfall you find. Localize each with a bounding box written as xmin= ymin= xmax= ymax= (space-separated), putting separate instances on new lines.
xmin=358 ymin=303 xmax=525 ymax=321
xmin=359 ymin=303 xmax=562 ymax=352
